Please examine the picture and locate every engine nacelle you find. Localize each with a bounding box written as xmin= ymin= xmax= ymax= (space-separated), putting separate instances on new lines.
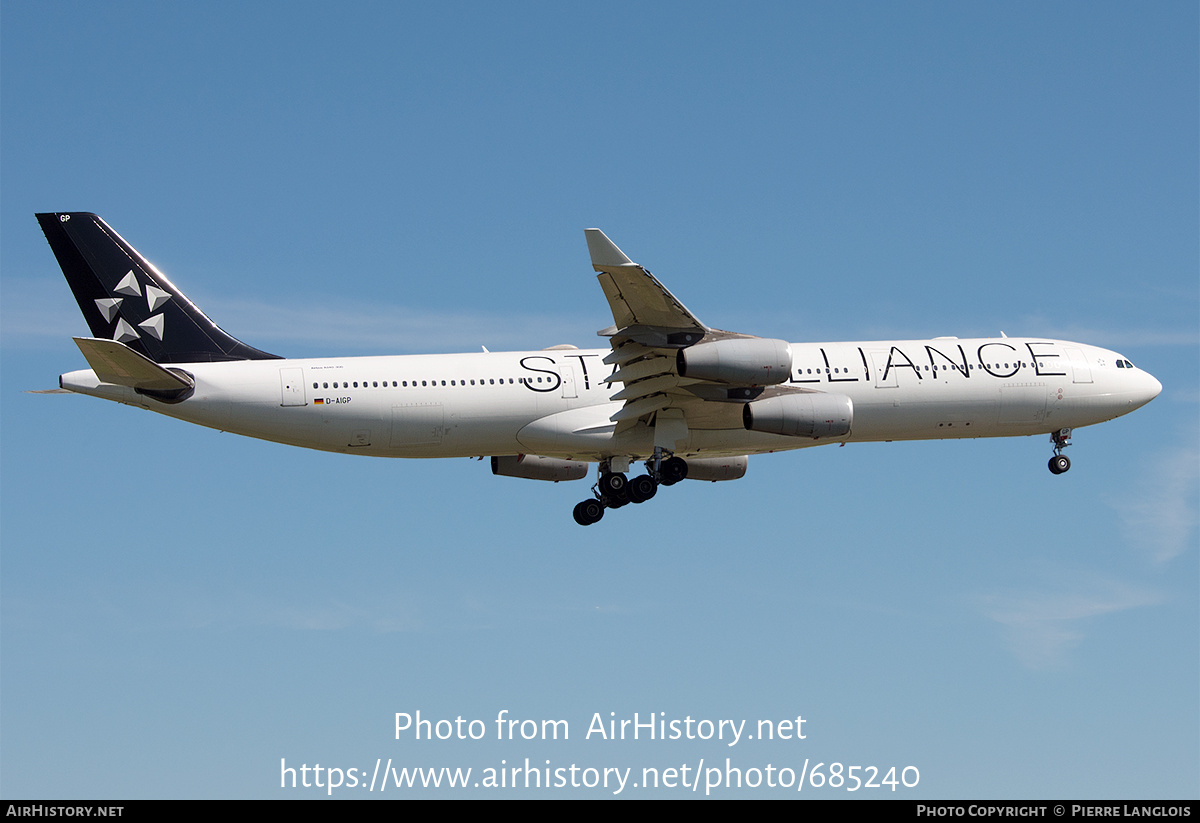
xmin=684 ymin=455 xmax=748 ymax=482
xmin=491 ymin=455 xmax=588 ymax=482
xmin=743 ymin=393 xmax=853 ymax=438
xmin=676 ymin=338 xmax=792 ymax=385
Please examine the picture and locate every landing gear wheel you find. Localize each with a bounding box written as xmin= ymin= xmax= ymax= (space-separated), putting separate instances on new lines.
xmin=600 ymin=472 xmax=627 ymax=495
xmin=628 ymin=474 xmax=658 ymax=503
xmin=603 ymin=488 xmax=630 ymax=508
xmin=1048 ymin=454 xmax=1071 ymax=475
xmin=660 ymin=457 xmax=688 ymax=486
xmin=573 ymin=499 xmax=604 ymax=525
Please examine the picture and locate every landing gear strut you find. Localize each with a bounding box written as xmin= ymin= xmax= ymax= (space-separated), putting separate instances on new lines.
xmin=1048 ymin=428 xmax=1072 ymax=475
xmin=572 ymin=453 xmax=683 ymax=525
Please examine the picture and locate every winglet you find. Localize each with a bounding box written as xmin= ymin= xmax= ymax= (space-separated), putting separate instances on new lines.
xmin=585 ymin=229 xmax=635 ymax=270
xmin=583 ymin=229 xmax=707 ymax=335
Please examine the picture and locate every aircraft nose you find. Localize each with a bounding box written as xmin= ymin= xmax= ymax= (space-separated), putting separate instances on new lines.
xmin=1136 ymin=370 xmax=1162 ymax=408
xmin=1147 ymin=372 xmax=1162 ymax=400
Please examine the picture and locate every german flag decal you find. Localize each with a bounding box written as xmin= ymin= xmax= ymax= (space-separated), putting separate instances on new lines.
xmin=314 ymin=398 xmax=324 ymax=404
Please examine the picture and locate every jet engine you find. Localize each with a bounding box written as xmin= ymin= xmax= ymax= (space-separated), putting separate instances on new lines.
xmin=490 ymin=455 xmax=588 ymax=482
xmin=676 ymin=338 xmax=792 ymax=385
xmin=742 ymin=393 xmax=853 ymax=438
xmin=684 ymin=455 xmax=748 ymax=481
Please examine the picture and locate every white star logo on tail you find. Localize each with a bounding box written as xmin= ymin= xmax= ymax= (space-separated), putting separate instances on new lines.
xmin=145 ymin=286 xmax=170 ymax=312
xmin=114 ymin=270 xmax=141 ymax=297
xmin=94 ymin=297 xmax=123 ymax=322
xmin=112 ymin=318 xmax=139 ymax=343
xmin=138 ymin=314 xmax=165 ymax=341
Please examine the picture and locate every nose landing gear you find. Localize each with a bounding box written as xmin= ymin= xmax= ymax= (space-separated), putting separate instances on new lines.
xmin=1048 ymin=428 xmax=1072 ymax=474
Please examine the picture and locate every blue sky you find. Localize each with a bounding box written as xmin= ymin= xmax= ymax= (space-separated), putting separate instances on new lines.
xmin=2 ymin=1 xmax=1196 ymax=798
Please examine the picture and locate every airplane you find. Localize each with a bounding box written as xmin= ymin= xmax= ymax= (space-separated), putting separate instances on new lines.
xmin=36 ymin=212 xmax=1163 ymax=526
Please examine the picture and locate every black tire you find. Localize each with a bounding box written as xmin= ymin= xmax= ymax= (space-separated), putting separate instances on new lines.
xmin=660 ymin=457 xmax=688 ymax=486
xmin=573 ymin=499 xmax=603 ymax=525
xmin=629 ymin=474 xmax=658 ymax=503
xmin=1048 ymin=454 xmax=1071 ymax=475
xmin=600 ymin=472 xmax=627 ymax=494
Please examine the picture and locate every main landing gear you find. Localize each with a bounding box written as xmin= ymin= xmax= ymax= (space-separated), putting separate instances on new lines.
xmin=1048 ymin=427 xmax=1072 ymax=475
xmin=572 ymin=450 xmax=689 ymax=526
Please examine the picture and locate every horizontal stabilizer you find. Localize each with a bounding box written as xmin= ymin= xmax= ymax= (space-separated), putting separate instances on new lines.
xmin=73 ymin=337 xmax=195 ymax=392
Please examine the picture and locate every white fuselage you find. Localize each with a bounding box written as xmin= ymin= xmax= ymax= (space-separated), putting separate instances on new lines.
xmin=59 ymin=337 xmax=1162 ymax=463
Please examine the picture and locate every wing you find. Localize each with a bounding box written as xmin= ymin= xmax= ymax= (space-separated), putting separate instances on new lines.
xmin=585 ymin=229 xmax=708 ymax=340
xmin=584 ymin=230 xmax=797 ymax=444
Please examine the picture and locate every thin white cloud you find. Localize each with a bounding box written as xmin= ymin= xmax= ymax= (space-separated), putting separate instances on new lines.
xmin=8 ymin=275 xmax=1196 ymax=355
xmin=0 ymin=276 xmax=598 ymax=355
xmin=170 ymin=591 xmax=421 ymax=634
xmin=1011 ymin=315 xmax=1198 ymax=349
xmin=0 ymin=277 xmax=81 ymax=345
xmin=1109 ymin=437 xmax=1200 ymax=565
xmin=978 ymin=576 xmax=1163 ymax=669
xmin=199 ymin=294 xmax=596 ymax=354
